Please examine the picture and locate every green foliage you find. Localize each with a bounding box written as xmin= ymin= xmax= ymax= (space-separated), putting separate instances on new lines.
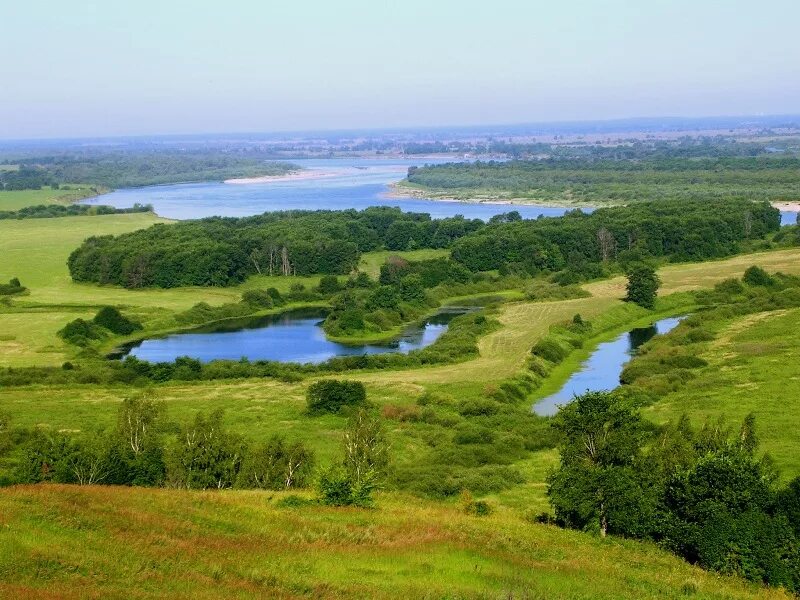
xmin=0 ymin=277 xmax=26 ymax=296
xmin=93 ymin=306 xmax=142 ymax=335
xmin=548 ymin=395 xmax=800 ymax=592
xmin=68 ymin=208 xmax=483 ymax=289
xmin=306 ymin=380 xmax=367 ymax=414
xmin=742 ymin=265 xmax=774 ymax=287
xmin=241 ymin=289 xmax=274 ymax=308
xmin=532 ymin=337 xmax=570 ymax=364
xmin=451 ymin=198 xmax=780 ymax=274
xmin=236 ymin=436 xmax=315 ymax=490
xmin=406 ymin=157 xmax=800 ymax=205
xmin=0 ymin=203 xmax=150 ymax=220
xmin=57 ymin=318 xmax=106 ymax=346
xmin=166 ymin=409 xmax=246 ymax=490
xmin=625 ymin=263 xmax=661 ymax=309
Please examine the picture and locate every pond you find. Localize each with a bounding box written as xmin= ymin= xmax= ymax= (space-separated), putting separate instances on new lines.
xmin=532 ymin=316 xmax=683 ymax=416
xmin=116 ymin=306 xmax=472 ymax=364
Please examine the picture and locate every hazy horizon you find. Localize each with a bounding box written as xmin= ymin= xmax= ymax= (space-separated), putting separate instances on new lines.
xmin=3 ymin=0 xmax=799 ymax=139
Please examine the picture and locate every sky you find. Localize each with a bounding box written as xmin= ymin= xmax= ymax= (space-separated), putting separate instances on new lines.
xmin=2 ymin=0 xmax=799 ymax=139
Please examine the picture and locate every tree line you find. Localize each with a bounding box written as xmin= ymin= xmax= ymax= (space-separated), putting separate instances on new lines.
xmin=450 ymin=198 xmax=780 ymax=275
xmin=404 ymin=157 xmax=800 ymax=204
xmin=3 ymin=383 xmax=389 ymax=507
xmin=67 ymin=207 xmax=484 ymax=288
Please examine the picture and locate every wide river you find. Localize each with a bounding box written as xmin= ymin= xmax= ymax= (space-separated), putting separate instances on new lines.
xmin=84 ymin=157 xmax=799 ymax=224
xmin=83 ymin=158 xmax=585 ymax=221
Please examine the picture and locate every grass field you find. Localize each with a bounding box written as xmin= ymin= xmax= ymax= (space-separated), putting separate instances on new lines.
xmin=2 ymin=214 xmax=800 ymax=597
xmin=645 ymin=307 xmax=800 ymax=480
xmin=0 ymin=186 xmax=102 ymax=211
xmin=0 ymin=485 xmax=789 ymax=600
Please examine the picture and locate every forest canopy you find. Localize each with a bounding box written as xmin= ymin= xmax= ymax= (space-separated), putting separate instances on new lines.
xmin=67 ymin=207 xmax=484 ymax=288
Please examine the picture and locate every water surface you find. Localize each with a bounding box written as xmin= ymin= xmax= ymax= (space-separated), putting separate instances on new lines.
xmin=84 ymin=158 xmax=584 ymax=221
xmin=532 ymin=316 xmax=682 ymax=416
xmin=120 ymin=306 xmax=470 ymax=364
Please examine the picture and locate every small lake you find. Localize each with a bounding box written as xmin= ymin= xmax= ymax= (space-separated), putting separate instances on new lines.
xmin=83 ymin=158 xmax=585 ymax=221
xmin=532 ymin=316 xmax=683 ymax=416
xmin=118 ymin=306 xmax=471 ymax=364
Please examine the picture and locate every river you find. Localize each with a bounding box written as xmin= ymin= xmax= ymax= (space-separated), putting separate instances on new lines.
xmin=532 ymin=316 xmax=683 ymax=416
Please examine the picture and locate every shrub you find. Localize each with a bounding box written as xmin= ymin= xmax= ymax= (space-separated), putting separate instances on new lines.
xmin=743 ymin=265 xmax=774 ymax=287
xmin=306 ymin=380 xmax=367 ymax=414
xmin=317 ymin=275 xmax=342 ymax=295
xmin=317 ymin=466 xmax=375 ymax=507
xmin=241 ymin=289 xmax=274 ymax=308
xmin=58 ymin=318 xmax=106 ymax=346
xmin=93 ymin=306 xmax=142 ymax=335
xmin=532 ymin=338 xmax=569 ymax=364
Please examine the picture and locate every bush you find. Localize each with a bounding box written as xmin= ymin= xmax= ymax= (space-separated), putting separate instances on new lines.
xmin=532 ymin=338 xmax=569 ymax=364
xmin=317 ymin=466 xmax=375 ymax=507
xmin=93 ymin=306 xmax=142 ymax=335
xmin=743 ymin=265 xmax=774 ymax=287
xmin=241 ymin=289 xmax=274 ymax=308
xmin=58 ymin=318 xmax=106 ymax=346
xmin=306 ymin=380 xmax=367 ymax=414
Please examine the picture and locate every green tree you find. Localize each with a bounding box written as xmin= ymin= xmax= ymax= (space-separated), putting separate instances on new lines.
xmin=625 ymin=263 xmax=660 ymax=309
xmin=167 ymin=410 xmax=246 ymax=489
xmin=547 ymin=391 xmax=649 ymax=537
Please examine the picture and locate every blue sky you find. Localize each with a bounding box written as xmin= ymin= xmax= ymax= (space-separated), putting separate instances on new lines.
xmin=2 ymin=0 xmax=799 ymax=138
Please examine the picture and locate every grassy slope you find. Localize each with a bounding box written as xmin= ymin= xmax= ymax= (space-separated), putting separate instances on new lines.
xmin=0 ymin=186 xmax=102 ymax=211
xmin=0 ymin=485 xmax=789 ymax=600
xmin=646 ymin=307 xmax=800 ymax=480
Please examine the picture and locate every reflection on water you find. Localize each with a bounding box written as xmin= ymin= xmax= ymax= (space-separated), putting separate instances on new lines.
xmin=117 ymin=307 xmax=471 ymax=364
xmin=532 ymin=317 xmax=683 ymax=417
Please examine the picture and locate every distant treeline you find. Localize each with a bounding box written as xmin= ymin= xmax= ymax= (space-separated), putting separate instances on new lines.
xmin=0 ymin=203 xmax=151 ymax=220
xmin=1 ymin=152 xmax=298 ymax=189
xmin=405 ymin=157 xmax=800 ymax=204
xmin=67 ymin=208 xmax=484 ymax=288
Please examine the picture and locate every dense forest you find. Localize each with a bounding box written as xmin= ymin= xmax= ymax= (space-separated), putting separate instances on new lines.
xmin=67 ymin=208 xmax=484 ymax=288
xmin=404 ymin=157 xmax=800 ymax=204
xmin=67 ymin=200 xmax=780 ymax=290
xmin=451 ymin=198 xmax=780 ymax=275
xmin=0 ymin=153 xmax=298 ymax=189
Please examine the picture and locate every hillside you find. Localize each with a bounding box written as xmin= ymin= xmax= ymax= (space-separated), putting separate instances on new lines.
xmin=0 ymin=485 xmax=790 ymax=600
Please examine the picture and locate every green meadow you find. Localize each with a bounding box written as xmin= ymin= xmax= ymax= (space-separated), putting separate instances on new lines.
xmin=2 ymin=205 xmax=800 ymax=598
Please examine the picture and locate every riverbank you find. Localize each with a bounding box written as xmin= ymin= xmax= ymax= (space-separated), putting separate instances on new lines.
xmin=224 ymin=168 xmax=344 ymax=185
xmin=772 ymin=201 xmax=800 ymax=212
xmin=385 ymin=181 xmax=601 ymax=209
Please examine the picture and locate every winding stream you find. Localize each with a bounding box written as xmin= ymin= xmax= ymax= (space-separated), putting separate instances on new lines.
xmin=532 ymin=316 xmax=683 ymax=416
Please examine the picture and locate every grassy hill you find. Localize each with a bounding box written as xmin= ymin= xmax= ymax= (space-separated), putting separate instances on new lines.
xmin=0 ymin=485 xmax=790 ymax=599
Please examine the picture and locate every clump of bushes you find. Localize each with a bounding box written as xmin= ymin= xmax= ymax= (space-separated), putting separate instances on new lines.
xmin=58 ymin=318 xmax=107 ymax=346
xmin=532 ymin=337 xmax=570 ymax=364
xmin=306 ymin=380 xmax=367 ymax=414
xmin=0 ymin=277 xmax=26 ymax=296
xmin=93 ymin=306 xmax=142 ymax=335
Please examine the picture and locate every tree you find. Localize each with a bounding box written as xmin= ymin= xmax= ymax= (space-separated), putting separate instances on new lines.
xmin=343 ymin=409 xmax=389 ymax=487
xmin=117 ymin=394 xmax=163 ymax=456
xmin=547 ymin=391 xmax=649 ymax=537
xmin=237 ymin=436 xmax=315 ymax=490
xmin=167 ymin=410 xmax=246 ymax=489
xmin=625 ymin=263 xmax=660 ymax=309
